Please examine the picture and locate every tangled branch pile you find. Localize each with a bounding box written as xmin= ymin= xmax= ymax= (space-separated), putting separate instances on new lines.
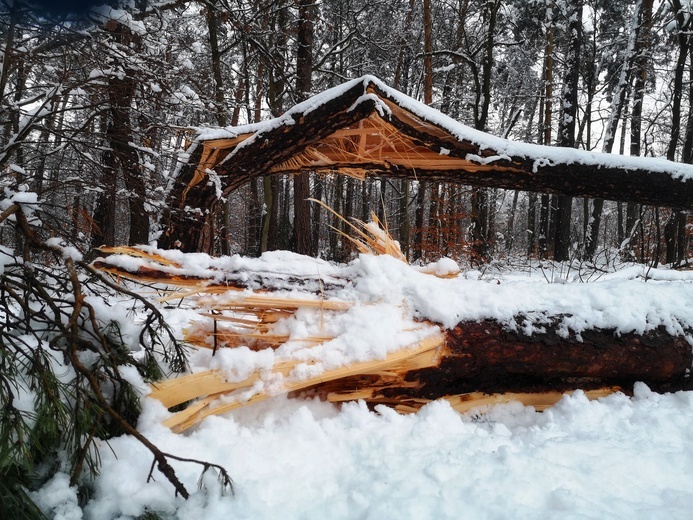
xmin=1 ymin=202 xmax=232 ymax=517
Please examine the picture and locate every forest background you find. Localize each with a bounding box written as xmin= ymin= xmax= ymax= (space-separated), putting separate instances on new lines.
xmin=2 ymin=1 xmax=693 ymax=515
xmin=1 ymin=0 xmax=691 ymax=267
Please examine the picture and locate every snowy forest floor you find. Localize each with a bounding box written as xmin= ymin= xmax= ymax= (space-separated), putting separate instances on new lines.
xmin=32 ymin=254 xmax=693 ymax=520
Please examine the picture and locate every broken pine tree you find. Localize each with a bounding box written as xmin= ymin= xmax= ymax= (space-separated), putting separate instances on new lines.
xmin=93 ymin=223 xmax=692 ymax=433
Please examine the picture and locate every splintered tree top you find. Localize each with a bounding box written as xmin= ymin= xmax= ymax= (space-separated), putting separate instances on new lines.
xmin=160 ymin=75 xmax=693 ymax=251
xmin=181 ymin=75 xmax=693 ymax=209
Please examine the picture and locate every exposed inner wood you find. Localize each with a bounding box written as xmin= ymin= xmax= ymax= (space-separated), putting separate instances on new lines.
xmin=159 ymin=80 xmax=692 ymax=252
xmin=268 ymin=113 xmax=479 ymax=175
xmin=189 ymin=112 xmax=522 ymax=191
xmin=186 ymin=136 xmax=248 ymax=197
xmin=162 ymin=332 xmax=447 ymax=433
xmin=394 ymin=388 xmax=622 ymax=414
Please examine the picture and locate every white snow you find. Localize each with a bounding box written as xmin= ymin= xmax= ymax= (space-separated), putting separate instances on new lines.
xmin=91 ymin=7 xmax=147 ymax=35
xmin=34 ymin=248 xmax=693 ymax=518
xmin=31 ymin=473 xmax=82 ymax=520
xmin=78 ymin=386 xmax=693 ymax=519
xmin=45 ymin=237 xmax=84 ymax=262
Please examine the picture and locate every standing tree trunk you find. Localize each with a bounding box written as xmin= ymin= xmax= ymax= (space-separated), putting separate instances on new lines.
xmin=263 ymin=6 xmax=286 ymax=252
xmin=506 ymin=190 xmax=519 ymax=251
xmin=92 ymin=110 xmax=116 ymax=248
xmin=423 ymin=0 xmax=433 ymax=105
xmin=207 ymin=4 xmax=227 ymax=127
xmin=667 ymin=0 xmax=690 ymax=162
xmin=293 ymin=0 xmax=315 ymax=255
xmin=553 ymin=0 xmax=582 ymax=262
xmin=92 ymin=23 xmax=148 ymax=247
xmin=312 ymin=176 xmax=323 ymax=253
xmin=206 ymin=3 xmax=230 ymax=254
xmin=665 ymin=0 xmax=691 ymax=265
xmin=110 ymin=77 xmax=148 ymax=245
xmin=261 ymin=176 xmax=272 ymax=253
xmin=470 ymin=0 xmax=500 ymax=262
xmin=393 ymin=0 xmax=417 ymax=260
xmin=413 ymin=182 xmax=426 ymax=260
xmin=538 ymin=8 xmax=553 ymax=259
xmin=413 ymin=0 xmax=435 ymax=261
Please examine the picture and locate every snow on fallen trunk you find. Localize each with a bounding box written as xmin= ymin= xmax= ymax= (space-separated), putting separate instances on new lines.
xmin=93 ymin=245 xmax=693 ymax=432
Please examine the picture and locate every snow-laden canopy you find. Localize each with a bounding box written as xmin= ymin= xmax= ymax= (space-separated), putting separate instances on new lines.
xmin=161 ymin=75 xmax=693 ymax=251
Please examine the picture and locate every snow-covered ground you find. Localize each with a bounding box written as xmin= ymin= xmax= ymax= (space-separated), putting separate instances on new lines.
xmin=39 ymin=387 xmax=693 ymax=520
xmin=33 ymin=253 xmax=693 ymax=519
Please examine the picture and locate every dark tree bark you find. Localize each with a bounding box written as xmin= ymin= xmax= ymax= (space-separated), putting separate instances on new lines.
xmin=664 ymin=0 xmax=691 ymax=265
xmin=469 ymin=0 xmax=500 ymax=261
xmin=109 ymin=72 xmax=148 ymax=245
xmin=260 ymin=177 xmax=272 ymax=253
xmin=527 ymin=192 xmax=537 ymax=256
xmin=630 ymin=0 xmax=654 ymax=160
xmin=584 ymin=198 xmax=604 ymax=259
xmin=428 ymin=320 xmax=692 ymax=395
xmin=667 ymin=0 xmax=691 ymax=162
xmin=206 ymin=4 xmax=227 ymax=127
xmin=412 ymin=0 xmax=435 ymax=261
xmin=293 ymin=0 xmax=315 ymax=256
xmin=537 ymin=13 xmax=553 ymax=260
xmin=553 ymin=0 xmax=583 ymax=262
xmin=414 ymin=181 xmax=427 ymax=260
xmin=313 ymin=319 xmax=692 ymax=404
xmin=506 ymin=190 xmax=519 ymax=250
xmin=91 ymin=23 xmax=149 ymax=247
xmin=92 ymin=111 xmax=116 ymax=248
xmin=394 ymin=0 xmax=417 ymax=92
xmin=423 ymin=0 xmax=434 ymax=105
xmin=399 ymin=179 xmax=411 ymax=260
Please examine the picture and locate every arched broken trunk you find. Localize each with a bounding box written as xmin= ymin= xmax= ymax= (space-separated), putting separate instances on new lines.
xmin=159 ymin=75 xmax=693 ymax=252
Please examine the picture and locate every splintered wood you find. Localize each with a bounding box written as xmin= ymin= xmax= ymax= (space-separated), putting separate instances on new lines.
xmin=158 ymin=333 xmax=447 ymax=433
xmin=93 ymin=242 xmax=450 ymax=432
xmin=93 ymin=237 xmax=622 ymax=433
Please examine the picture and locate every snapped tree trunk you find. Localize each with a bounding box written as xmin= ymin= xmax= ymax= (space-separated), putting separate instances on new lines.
xmin=311 ymin=318 xmax=692 ymax=408
xmin=96 ymin=253 xmax=693 ymax=415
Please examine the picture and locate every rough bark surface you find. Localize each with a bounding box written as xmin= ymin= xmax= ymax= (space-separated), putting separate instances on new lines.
xmin=312 ymin=319 xmax=692 ymax=403
xmin=432 ymin=320 xmax=692 ymax=393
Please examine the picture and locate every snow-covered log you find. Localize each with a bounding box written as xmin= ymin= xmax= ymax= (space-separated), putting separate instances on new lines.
xmin=93 ymin=246 xmax=693 ymax=431
xmin=316 ymin=319 xmax=691 ymax=412
xmin=160 ymin=75 xmax=693 ymax=252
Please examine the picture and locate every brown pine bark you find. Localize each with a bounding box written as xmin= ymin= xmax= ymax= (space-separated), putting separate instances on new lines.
xmin=423 ymin=0 xmax=433 ymax=105
xmin=313 ymin=319 xmax=692 ymax=402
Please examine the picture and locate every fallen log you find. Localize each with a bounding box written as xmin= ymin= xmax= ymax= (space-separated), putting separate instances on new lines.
xmin=93 ymin=246 xmax=349 ymax=292
xmin=158 ymin=332 xmax=446 ymax=433
xmin=92 ymin=243 xmax=693 ymax=430
xmin=438 ymin=320 xmax=692 ymax=393
xmin=309 ymin=319 xmax=692 ymax=412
